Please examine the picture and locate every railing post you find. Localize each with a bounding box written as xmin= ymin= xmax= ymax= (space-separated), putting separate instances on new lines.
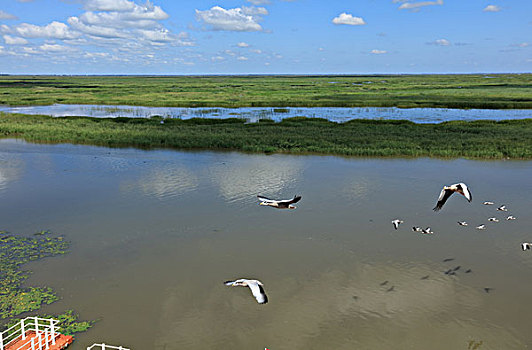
xmin=45 ymin=329 xmax=49 ymax=349
xmin=0 ymin=330 xmax=4 ymax=350
xmin=35 ymin=316 xmax=39 ymax=333
xmin=21 ymin=319 xmax=26 ymax=340
xmin=38 ymin=331 xmax=42 ymax=350
xmin=31 ymin=337 xmax=35 ymax=350
xmin=49 ymin=319 xmax=56 ymax=345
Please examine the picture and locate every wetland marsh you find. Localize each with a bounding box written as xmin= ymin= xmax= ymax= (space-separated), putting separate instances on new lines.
xmin=0 ymin=139 xmax=531 ymax=349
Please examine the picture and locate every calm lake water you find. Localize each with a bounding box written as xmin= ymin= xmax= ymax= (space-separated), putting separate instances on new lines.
xmin=1 ymin=104 xmax=531 ymax=123
xmin=1 ymin=139 xmax=531 ymax=349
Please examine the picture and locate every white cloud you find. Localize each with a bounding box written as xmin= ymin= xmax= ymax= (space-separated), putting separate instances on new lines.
xmin=251 ymin=48 xmax=262 ymax=54
xmin=211 ymin=56 xmax=225 ymax=61
xmin=371 ymin=49 xmax=387 ymax=54
xmin=195 ymin=6 xmax=266 ymax=31
xmin=39 ymin=43 xmax=68 ymax=52
xmin=13 ymin=21 xmax=80 ymax=39
xmin=397 ymin=0 xmax=443 ymax=11
xmin=0 ymin=10 xmax=18 ymax=20
xmin=3 ymin=35 xmax=28 ymax=45
xmin=483 ymin=5 xmax=501 ymax=12
xmin=515 ymin=42 xmax=529 ymax=48
xmin=247 ymin=0 xmax=270 ymax=4
xmin=332 ymin=13 xmax=366 ymax=26
xmin=237 ymin=42 xmax=250 ymax=48
xmin=428 ymin=38 xmax=450 ymax=46
xmin=84 ymin=0 xmax=136 ymax=12
xmin=237 ymin=56 xmax=249 ymax=61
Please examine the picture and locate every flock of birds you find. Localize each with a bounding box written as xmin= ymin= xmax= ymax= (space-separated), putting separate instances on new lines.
xmin=225 ymin=182 xmax=529 ymax=304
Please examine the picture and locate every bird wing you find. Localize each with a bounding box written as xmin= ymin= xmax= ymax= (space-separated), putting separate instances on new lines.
xmin=276 ymin=195 xmax=302 ymax=205
xmin=247 ymin=281 xmax=268 ymax=304
xmin=433 ymin=188 xmax=454 ymax=211
xmin=459 ymin=183 xmax=472 ymax=202
xmin=257 ymin=195 xmax=277 ymax=203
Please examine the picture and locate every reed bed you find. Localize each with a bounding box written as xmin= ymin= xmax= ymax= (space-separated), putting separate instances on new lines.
xmin=1 ymin=113 xmax=531 ymax=159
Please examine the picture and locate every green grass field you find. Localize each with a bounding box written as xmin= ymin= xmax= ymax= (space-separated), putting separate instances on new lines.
xmin=0 ymin=74 xmax=531 ymax=109
xmin=1 ymin=113 xmax=531 ymax=159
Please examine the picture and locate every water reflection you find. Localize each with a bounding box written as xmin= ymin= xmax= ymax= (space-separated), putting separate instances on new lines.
xmin=0 ymin=142 xmax=531 ymax=349
xmin=120 ymin=165 xmax=198 ymax=200
xmin=1 ymin=104 xmax=530 ymax=123
xmin=208 ymin=155 xmax=304 ymax=204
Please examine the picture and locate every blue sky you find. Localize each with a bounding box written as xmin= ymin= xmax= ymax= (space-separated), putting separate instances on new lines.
xmin=0 ymin=0 xmax=530 ymax=74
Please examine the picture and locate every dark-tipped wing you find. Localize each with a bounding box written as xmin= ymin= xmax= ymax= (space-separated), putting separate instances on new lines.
xmin=288 ymin=195 xmax=301 ymax=204
xmin=248 ymin=281 xmax=268 ymax=304
xmin=433 ymin=188 xmax=454 ymax=211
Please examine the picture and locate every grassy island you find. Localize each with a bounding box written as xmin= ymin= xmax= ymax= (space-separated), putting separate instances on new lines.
xmin=0 ymin=74 xmax=531 ymax=109
xmin=1 ymin=113 xmax=531 ymax=159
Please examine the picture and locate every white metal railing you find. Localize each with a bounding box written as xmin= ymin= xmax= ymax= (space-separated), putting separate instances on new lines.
xmin=87 ymin=344 xmax=130 ymax=350
xmin=0 ymin=317 xmax=60 ymax=350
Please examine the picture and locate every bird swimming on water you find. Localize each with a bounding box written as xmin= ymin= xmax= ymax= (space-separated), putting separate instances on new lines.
xmin=433 ymin=182 xmax=472 ymax=211
xmin=257 ymin=195 xmax=301 ymax=209
xmin=224 ymin=279 xmax=268 ymax=304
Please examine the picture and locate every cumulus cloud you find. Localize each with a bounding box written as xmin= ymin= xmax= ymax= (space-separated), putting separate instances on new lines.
xmin=237 ymin=42 xmax=250 ymax=48
xmin=237 ymin=56 xmax=248 ymax=61
xmin=3 ymin=35 xmax=28 ymax=45
xmin=12 ymin=21 xmax=80 ymax=39
xmin=332 ymin=13 xmax=366 ymax=26
xmin=483 ymin=5 xmax=501 ymax=12
xmin=427 ymin=38 xmax=450 ymax=46
xmin=371 ymin=49 xmax=387 ymax=54
xmin=0 ymin=10 xmax=18 ymax=20
xmin=396 ymin=0 xmax=443 ymax=11
xmin=195 ymin=6 xmax=266 ymax=31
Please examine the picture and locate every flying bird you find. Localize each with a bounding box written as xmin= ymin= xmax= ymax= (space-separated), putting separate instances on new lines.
xmin=412 ymin=226 xmax=423 ymax=232
xmin=224 ymin=279 xmax=268 ymax=304
xmin=522 ymin=243 xmax=532 ymax=251
xmin=476 ymin=224 xmax=486 ymax=230
xmin=257 ymin=195 xmax=301 ymax=209
xmin=497 ymin=205 xmax=507 ymax=212
xmin=488 ymin=217 xmax=499 ymax=222
xmin=457 ymin=221 xmax=468 ymax=226
xmin=433 ymin=182 xmax=472 ymax=211
xmin=392 ymin=219 xmax=404 ymax=230
xmin=483 ymin=201 xmax=494 ymax=205
xmin=506 ymin=215 xmax=516 ymax=220
xmin=421 ymin=227 xmax=434 ymax=235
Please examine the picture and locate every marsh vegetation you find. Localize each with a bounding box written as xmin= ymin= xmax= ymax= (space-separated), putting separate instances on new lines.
xmin=0 ymin=74 xmax=531 ymax=109
xmin=0 ymin=113 xmax=530 ymax=159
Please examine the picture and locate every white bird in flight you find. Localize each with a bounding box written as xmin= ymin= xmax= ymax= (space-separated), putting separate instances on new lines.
xmin=392 ymin=219 xmax=404 ymax=230
xmin=506 ymin=215 xmax=516 ymax=220
xmin=433 ymin=182 xmax=472 ymax=211
xmin=457 ymin=221 xmax=468 ymax=226
xmin=257 ymin=195 xmax=301 ymax=209
xmin=488 ymin=217 xmax=499 ymax=222
xmin=522 ymin=243 xmax=532 ymax=251
xmin=483 ymin=201 xmax=494 ymax=205
xmin=476 ymin=224 xmax=486 ymax=230
xmin=497 ymin=205 xmax=508 ymax=212
xmin=224 ymin=279 xmax=268 ymax=304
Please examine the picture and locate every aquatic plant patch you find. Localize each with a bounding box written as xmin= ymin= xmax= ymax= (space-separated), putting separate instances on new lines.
xmin=0 ymin=230 xmax=92 ymax=334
